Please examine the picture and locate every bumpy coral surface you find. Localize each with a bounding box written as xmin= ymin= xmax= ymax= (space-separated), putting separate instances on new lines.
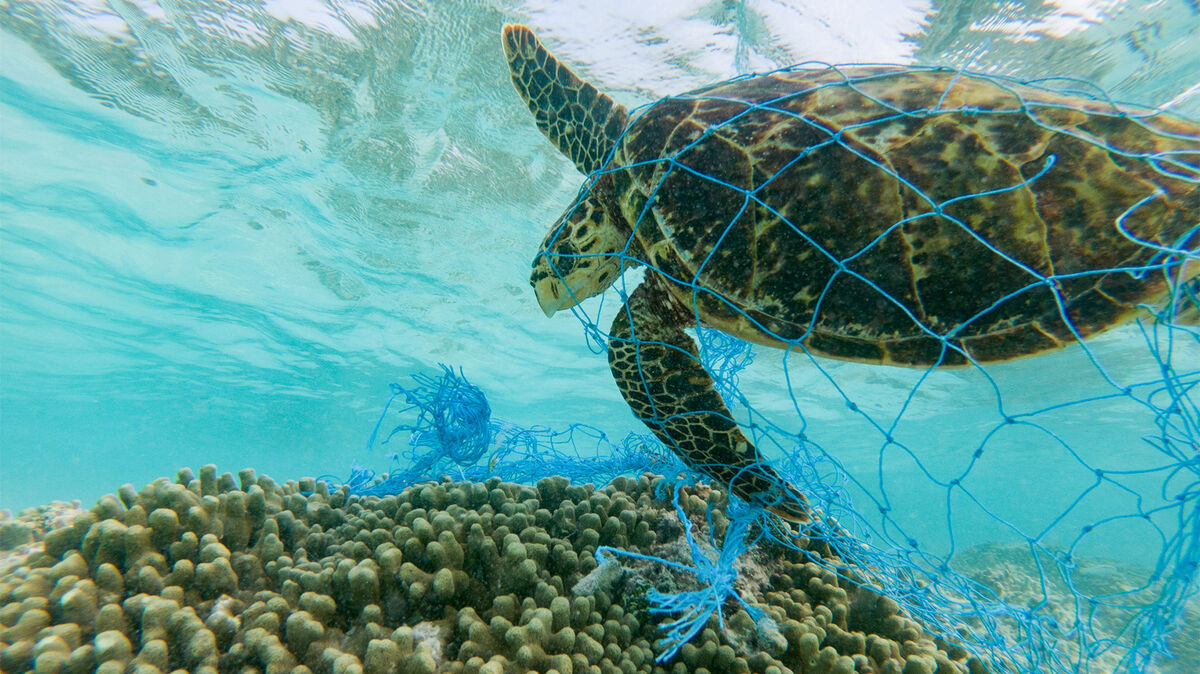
xmin=1 ymin=501 xmax=87 ymax=578
xmin=0 ymin=467 xmax=985 ymax=673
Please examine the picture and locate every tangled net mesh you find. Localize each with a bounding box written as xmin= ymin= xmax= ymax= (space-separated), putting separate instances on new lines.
xmin=335 ymin=365 xmax=684 ymax=498
xmin=345 ymin=65 xmax=1198 ymax=674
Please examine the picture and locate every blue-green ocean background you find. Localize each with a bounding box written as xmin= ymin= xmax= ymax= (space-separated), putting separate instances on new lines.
xmin=2 ymin=0 xmax=1199 ymax=583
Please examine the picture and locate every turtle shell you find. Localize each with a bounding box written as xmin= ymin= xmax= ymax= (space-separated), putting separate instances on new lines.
xmin=606 ymin=67 xmax=1200 ymax=366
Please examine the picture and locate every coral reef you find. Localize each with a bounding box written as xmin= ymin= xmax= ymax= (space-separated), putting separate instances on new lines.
xmin=0 ymin=466 xmax=985 ymax=673
xmin=1 ymin=501 xmax=88 ymax=577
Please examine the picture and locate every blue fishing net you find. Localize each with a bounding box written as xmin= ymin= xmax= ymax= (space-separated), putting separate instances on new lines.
xmin=368 ymin=364 xmax=492 ymax=462
xmin=333 ymin=65 xmax=1198 ymax=673
xmin=331 ymin=365 xmax=687 ymax=498
xmin=697 ymin=327 xmax=755 ymax=408
xmin=599 ymin=481 xmax=783 ymax=662
xmin=532 ymin=64 xmax=1200 ymax=674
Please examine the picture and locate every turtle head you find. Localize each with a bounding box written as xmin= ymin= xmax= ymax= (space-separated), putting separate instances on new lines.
xmin=504 ymin=24 xmax=637 ymax=317
xmin=504 ymin=25 xmax=636 ymax=317
xmin=531 ymin=180 xmax=635 ymax=317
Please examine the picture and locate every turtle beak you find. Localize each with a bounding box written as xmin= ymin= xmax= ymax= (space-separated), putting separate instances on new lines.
xmin=533 ymin=277 xmax=575 ymax=317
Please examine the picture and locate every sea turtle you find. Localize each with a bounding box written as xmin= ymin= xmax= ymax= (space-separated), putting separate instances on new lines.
xmin=501 ymin=25 xmax=1200 ymax=521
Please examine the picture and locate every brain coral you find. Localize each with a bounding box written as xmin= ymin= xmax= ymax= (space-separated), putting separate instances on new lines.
xmin=0 ymin=466 xmax=985 ymax=673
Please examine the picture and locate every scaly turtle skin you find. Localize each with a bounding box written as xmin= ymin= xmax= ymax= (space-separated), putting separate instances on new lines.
xmin=502 ymin=25 xmax=1200 ymax=521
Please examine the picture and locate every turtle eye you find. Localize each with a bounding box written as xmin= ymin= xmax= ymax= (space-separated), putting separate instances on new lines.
xmin=530 ymin=249 xmax=575 ymax=280
xmin=546 ymin=251 xmax=577 ymax=278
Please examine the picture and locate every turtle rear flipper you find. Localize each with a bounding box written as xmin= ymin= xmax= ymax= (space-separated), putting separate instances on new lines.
xmin=609 ymin=272 xmax=811 ymax=522
xmin=502 ymin=24 xmax=628 ymax=175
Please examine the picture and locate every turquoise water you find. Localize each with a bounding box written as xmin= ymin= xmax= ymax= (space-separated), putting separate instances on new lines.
xmin=2 ymin=2 xmax=1200 ymax=669
xmin=2 ymin=0 xmax=1195 ymax=511
xmin=3 ymin=0 xmax=1199 ymax=549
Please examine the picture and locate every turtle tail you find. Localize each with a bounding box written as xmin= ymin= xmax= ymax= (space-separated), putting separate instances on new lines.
xmin=502 ymin=24 xmax=628 ymax=175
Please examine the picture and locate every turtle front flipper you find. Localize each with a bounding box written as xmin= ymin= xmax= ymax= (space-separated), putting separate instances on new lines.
xmin=609 ymin=272 xmax=812 ymax=522
xmin=502 ymin=24 xmax=628 ymax=175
